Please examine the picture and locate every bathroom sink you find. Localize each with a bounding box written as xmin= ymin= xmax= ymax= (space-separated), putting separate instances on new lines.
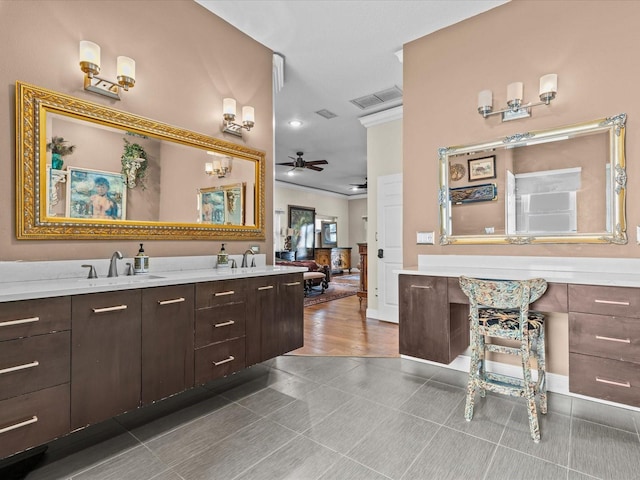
xmin=80 ymin=275 xmax=166 ymax=287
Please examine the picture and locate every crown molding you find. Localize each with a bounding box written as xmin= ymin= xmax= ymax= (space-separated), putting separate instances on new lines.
xmin=359 ymin=105 xmax=403 ymax=128
xmin=275 ymin=180 xmax=367 ymax=199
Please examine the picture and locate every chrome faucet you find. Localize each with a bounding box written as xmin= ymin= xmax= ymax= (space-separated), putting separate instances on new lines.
xmin=108 ymin=251 xmax=123 ymax=277
xmin=241 ymin=249 xmax=256 ymax=268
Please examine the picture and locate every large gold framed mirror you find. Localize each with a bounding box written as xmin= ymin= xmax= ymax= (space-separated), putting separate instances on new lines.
xmin=16 ymin=81 xmax=265 ymax=240
xmin=439 ymin=114 xmax=627 ymax=245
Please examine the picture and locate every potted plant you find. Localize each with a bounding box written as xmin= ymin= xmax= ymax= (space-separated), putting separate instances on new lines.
xmin=46 ymin=136 xmax=75 ymax=170
xmin=121 ymin=138 xmax=148 ymax=188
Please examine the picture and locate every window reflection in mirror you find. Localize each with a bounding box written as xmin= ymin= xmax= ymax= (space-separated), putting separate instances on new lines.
xmin=439 ymin=114 xmax=626 ymax=245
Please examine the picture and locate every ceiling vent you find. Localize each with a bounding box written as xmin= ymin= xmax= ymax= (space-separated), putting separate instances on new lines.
xmin=315 ymin=109 xmax=337 ymax=119
xmin=350 ymin=85 xmax=403 ymax=110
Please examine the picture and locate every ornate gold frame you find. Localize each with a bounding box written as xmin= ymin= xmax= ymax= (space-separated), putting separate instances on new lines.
xmin=16 ymin=81 xmax=266 ymax=240
xmin=438 ymin=114 xmax=627 ymax=245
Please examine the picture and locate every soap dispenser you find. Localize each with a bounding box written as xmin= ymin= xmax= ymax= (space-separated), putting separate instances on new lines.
xmin=134 ymin=243 xmax=149 ymax=274
xmin=217 ymin=243 xmax=229 ymax=269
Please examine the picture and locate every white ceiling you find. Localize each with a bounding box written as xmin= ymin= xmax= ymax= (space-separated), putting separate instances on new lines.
xmin=196 ymin=0 xmax=507 ymax=196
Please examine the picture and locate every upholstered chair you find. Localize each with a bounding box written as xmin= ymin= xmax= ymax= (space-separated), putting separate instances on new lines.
xmin=459 ymin=276 xmax=548 ymax=442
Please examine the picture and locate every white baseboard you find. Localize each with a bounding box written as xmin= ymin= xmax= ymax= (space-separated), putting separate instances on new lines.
xmin=401 ymin=354 xmax=640 ymax=412
xmin=366 ymin=307 xmax=398 ymax=324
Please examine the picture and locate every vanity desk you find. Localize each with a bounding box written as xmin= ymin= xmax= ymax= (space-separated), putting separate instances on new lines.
xmin=398 ymin=255 xmax=640 ymax=410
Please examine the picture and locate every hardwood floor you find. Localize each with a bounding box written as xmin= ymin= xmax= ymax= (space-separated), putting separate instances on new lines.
xmin=291 ymin=294 xmax=399 ymax=357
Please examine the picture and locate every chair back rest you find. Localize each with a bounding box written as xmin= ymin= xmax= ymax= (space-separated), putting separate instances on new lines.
xmin=459 ymin=276 xmax=547 ymax=312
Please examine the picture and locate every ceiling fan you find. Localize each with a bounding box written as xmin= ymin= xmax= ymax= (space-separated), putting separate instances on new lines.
xmin=350 ymin=178 xmax=367 ymax=190
xmin=276 ymin=151 xmax=328 ymax=172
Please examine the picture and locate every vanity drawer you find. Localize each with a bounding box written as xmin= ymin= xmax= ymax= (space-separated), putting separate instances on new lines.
xmin=195 ymin=303 xmax=246 ymax=348
xmin=0 ymin=383 xmax=70 ymax=459
xmin=569 ymin=312 xmax=640 ymax=363
xmin=196 ymin=279 xmax=247 ymax=309
xmin=569 ymin=284 xmax=640 ymax=318
xmin=0 ymin=297 xmax=71 ymax=342
xmin=195 ymin=337 xmax=245 ymax=385
xmin=569 ymin=353 xmax=640 ymax=407
xmin=0 ymin=331 xmax=70 ymax=401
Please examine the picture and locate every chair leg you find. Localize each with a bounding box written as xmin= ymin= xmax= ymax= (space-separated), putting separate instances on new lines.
xmin=537 ymin=327 xmax=547 ymax=415
xmin=465 ymin=331 xmax=480 ymax=421
xmin=521 ymin=344 xmax=540 ymax=443
xmin=478 ymin=334 xmax=486 ymax=398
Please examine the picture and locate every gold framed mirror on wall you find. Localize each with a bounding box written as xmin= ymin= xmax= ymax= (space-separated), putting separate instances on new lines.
xmin=16 ymin=82 xmax=265 ymax=240
xmin=438 ymin=114 xmax=627 ymax=245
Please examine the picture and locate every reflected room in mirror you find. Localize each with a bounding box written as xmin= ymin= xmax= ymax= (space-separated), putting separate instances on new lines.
xmin=439 ymin=114 xmax=627 ymax=245
xmin=16 ymin=82 xmax=265 ymax=240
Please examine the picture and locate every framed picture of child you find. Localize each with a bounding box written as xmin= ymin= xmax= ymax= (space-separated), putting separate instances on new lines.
xmin=198 ymin=187 xmax=225 ymax=224
xmin=66 ymin=167 xmax=127 ymax=220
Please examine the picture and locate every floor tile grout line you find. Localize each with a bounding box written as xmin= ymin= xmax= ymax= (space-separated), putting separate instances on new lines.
xmin=397 ymin=423 xmax=444 ymax=480
xmin=227 ymin=434 xmax=304 ymax=480
xmin=480 ymin=402 xmax=513 ymax=480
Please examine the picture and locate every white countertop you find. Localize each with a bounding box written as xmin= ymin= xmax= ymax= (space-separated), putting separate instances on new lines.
xmin=396 ymin=255 xmax=640 ymax=288
xmin=0 ymin=255 xmax=306 ymax=302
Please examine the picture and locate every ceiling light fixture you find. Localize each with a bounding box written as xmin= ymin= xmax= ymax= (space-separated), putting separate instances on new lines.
xmin=478 ymin=74 xmax=558 ymax=122
xmin=222 ymin=98 xmax=255 ymax=136
xmin=288 ymin=120 xmax=303 ymax=127
xmin=79 ymin=40 xmax=136 ymax=100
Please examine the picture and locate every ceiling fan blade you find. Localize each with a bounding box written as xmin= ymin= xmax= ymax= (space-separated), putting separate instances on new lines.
xmin=276 ymin=162 xmax=295 ymax=166
xmin=306 ymin=165 xmax=324 ymax=172
xmin=306 ymin=160 xmax=328 ymax=165
xmin=288 ymin=156 xmax=297 ymax=161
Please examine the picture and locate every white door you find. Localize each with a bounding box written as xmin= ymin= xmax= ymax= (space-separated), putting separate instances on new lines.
xmin=374 ymin=174 xmax=402 ymax=323
xmin=506 ymin=170 xmax=516 ymax=235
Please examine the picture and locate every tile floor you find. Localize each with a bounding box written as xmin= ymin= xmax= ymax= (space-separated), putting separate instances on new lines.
xmin=8 ymin=356 xmax=640 ymax=480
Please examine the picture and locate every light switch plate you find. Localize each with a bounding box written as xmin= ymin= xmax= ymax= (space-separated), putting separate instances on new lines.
xmin=417 ymin=231 xmax=435 ymax=245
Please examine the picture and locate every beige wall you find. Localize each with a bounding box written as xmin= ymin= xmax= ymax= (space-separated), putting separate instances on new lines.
xmin=1 ymin=0 xmax=273 ymax=261
xmin=348 ymin=197 xmax=367 ymax=268
xmin=404 ymin=0 xmax=640 ymax=264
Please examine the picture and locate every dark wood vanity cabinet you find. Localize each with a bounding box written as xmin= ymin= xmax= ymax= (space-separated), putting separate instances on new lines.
xmin=0 ymin=297 xmax=71 ymax=459
xmin=568 ymin=284 xmax=640 ymax=407
xmin=246 ymin=273 xmax=304 ymax=364
xmin=399 ymin=275 xmax=469 ymax=364
xmin=141 ymin=285 xmax=195 ymax=405
xmin=71 ymin=290 xmax=142 ymax=430
xmin=194 ymin=279 xmax=247 ymax=385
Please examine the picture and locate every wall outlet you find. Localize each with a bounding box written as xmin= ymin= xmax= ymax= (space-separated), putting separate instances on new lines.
xmin=251 ymin=245 xmax=260 ymax=253
xmin=417 ymin=231 xmax=435 ymax=245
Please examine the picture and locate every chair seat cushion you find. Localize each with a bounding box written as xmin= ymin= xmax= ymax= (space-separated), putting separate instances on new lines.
xmin=478 ymin=308 xmax=544 ymax=332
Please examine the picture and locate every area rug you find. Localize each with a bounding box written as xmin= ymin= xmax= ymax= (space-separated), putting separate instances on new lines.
xmin=304 ymin=280 xmax=358 ymax=307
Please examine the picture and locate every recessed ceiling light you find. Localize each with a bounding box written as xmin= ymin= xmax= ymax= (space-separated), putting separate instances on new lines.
xmin=287 ymin=170 xmax=295 ymax=176
xmin=288 ymin=120 xmax=303 ymax=127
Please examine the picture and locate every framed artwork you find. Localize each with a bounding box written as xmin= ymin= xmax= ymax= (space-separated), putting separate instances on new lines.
xmin=66 ymin=167 xmax=126 ymax=220
xmin=198 ymin=182 xmax=245 ymax=225
xmin=450 ymin=183 xmax=497 ymax=204
xmin=321 ymin=221 xmax=337 ymax=247
xmin=288 ymin=205 xmax=315 ymax=260
xmin=47 ymin=166 xmax=68 ymax=217
xmin=468 ymin=155 xmax=496 ymax=182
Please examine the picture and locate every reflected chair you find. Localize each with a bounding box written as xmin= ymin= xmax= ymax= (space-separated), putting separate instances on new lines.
xmin=459 ymin=276 xmax=548 ymax=442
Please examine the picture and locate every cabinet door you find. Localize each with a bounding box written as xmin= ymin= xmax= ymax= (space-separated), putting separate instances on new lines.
xmin=246 ymin=276 xmax=278 ymax=364
xmin=71 ymin=290 xmax=141 ymax=429
xmin=141 ymin=285 xmax=194 ymax=405
xmin=278 ymin=274 xmax=304 ymax=355
xmin=399 ymin=275 xmax=465 ymax=364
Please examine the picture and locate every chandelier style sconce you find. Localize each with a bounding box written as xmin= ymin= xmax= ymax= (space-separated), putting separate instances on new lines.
xmin=478 ymin=74 xmax=558 ymax=122
xmin=79 ymin=40 xmax=135 ymax=100
xmin=205 ymin=154 xmax=232 ymax=178
xmin=222 ymin=98 xmax=255 ymax=136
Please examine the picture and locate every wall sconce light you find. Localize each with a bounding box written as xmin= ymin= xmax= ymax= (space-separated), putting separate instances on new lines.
xmin=79 ymin=40 xmax=135 ymax=100
xmin=478 ymin=74 xmax=558 ymax=121
xmin=222 ymin=98 xmax=255 ymax=136
xmin=205 ymin=153 xmax=232 ymax=178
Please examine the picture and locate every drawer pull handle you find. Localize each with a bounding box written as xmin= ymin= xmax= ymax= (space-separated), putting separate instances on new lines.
xmin=214 ymin=290 xmax=235 ymax=297
xmin=258 ymin=285 xmax=274 ymax=291
xmin=0 ymin=361 xmax=39 ymax=376
xmin=214 ymin=320 xmax=235 ymax=328
xmin=595 ymin=376 xmax=631 ymax=388
xmin=595 ymin=335 xmax=631 ymax=344
xmin=92 ymin=305 xmax=127 ymax=313
xmin=594 ymin=299 xmax=630 ymax=306
xmin=284 ymin=282 xmax=301 ymax=286
xmin=0 ymin=316 xmax=39 ymax=328
xmin=410 ymin=285 xmax=432 ymax=289
xmin=158 ymin=297 xmax=186 ymax=305
xmin=213 ymin=355 xmax=235 ymax=366
xmin=0 ymin=416 xmax=38 ymax=435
